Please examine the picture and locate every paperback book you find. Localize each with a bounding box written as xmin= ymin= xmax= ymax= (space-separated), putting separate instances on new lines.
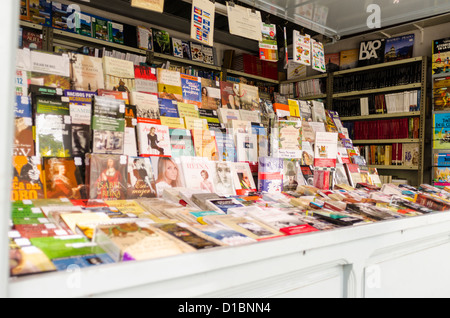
xmin=150 ymin=157 xmax=185 ymax=197
xmin=258 ymin=157 xmax=283 ymax=193
xmin=12 ymin=156 xmax=45 ymax=201
xmin=92 ymin=95 xmax=126 ymax=119
xmin=69 ymin=53 xmax=105 ymax=92
xmin=43 ymin=157 xmax=85 ymax=200
xmin=232 ymin=162 xmax=257 ymax=195
xmin=130 ymin=91 xmax=160 ymax=124
xmin=134 ymin=65 xmax=158 ymax=95
xmin=220 ymin=81 xmax=240 ymax=110
xmin=126 ymin=157 xmax=157 ymax=199
xmin=136 ymin=122 xmax=172 ymax=157
xmin=102 ymin=56 xmax=136 ymax=93
xmin=169 ymin=129 xmax=195 ymax=158
xmin=239 ymin=83 xmax=260 ymax=112
xmin=91 ymin=116 xmax=125 ymax=155
xmin=180 ymin=157 xmax=216 ymax=193
xmin=157 ymin=68 xmax=183 ymax=102
xmin=201 ymin=78 xmax=221 ymax=110
xmin=35 ymin=114 xmax=72 ymax=158
xmin=278 ymin=120 xmax=302 ymax=159
xmin=181 ymin=74 xmax=202 ymax=108
xmin=153 ymin=28 xmax=171 ymax=55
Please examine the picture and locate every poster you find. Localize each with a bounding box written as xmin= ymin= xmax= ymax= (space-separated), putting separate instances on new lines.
xmin=190 ymin=0 xmax=215 ymax=47
xmin=131 ymin=0 xmax=164 ymax=13
xmin=227 ymin=3 xmax=262 ymax=42
xmin=293 ymin=30 xmax=311 ymax=66
xmin=259 ymin=23 xmax=278 ymax=62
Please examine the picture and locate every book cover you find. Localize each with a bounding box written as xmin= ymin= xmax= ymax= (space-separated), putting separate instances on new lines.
xmin=178 ymin=102 xmax=200 ymax=119
xmin=130 ymin=91 xmax=160 ymax=124
xmin=180 ymin=157 xmax=216 ymax=193
xmin=193 ymin=224 xmax=256 ymax=246
xmin=201 ymin=78 xmax=221 ymax=110
xmin=151 ymin=157 xmax=185 ymax=197
xmin=334 ymin=163 xmax=350 ymax=186
xmin=190 ymin=42 xmax=203 ymax=62
xmin=212 ymin=161 xmax=236 ymax=196
xmin=220 ymin=81 xmax=239 ymax=109
xmin=169 ymin=129 xmax=195 ymax=158
xmin=97 ymin=89 xmax=129 ymax=105
xmin=278 ymin=120 xmax=302 ymax=159
xmin=108 ymin=21 xmax=124 ymax=45
xmin=22 ymin=29 xmax=43 ymax=50
xmin=202 ymin=45 xmax=215 ymax=65
xmin=35 ymin=114 xmax=72 ymax=158
xmin=134 ymin=65 xmax=158 ymax=95
xmin=91 ymin=15 xmax=110 ymax=42
xmin=192 ymin=129 xmax=219 ymax=161
xmin=137 ymin=25 xmax=153 ymax=51
xmin=11 ymin=156 xmax=45 ymax=201
xmin=345 ymin=163 xmax=363 ymax=188
xmin=75 ymin=12 xmax=93 ymax=37
xmin=152 ymin=28 xmax=171 ymax=55
xmin=86 ymin=154 xmax=127 ymax=201
xmin=232 ymin=162 xmax=257 ymax=195
xmin=358 ymin=38 xmax=385 ymax=67
xmin=432 ymin=37 xmax=450 ymax=76
xmin=314 ymin=132 xmax=338 ymax=168
xmin=126 ymin=157 xmax=157 ymax=199
xmin=184 ymin=117 xmax=209 ymax=130
xmin=282 ymin=159 xmax=301 ymax=192
xmin=65 ymin=90 xmax=96 ymax=125
xmin=235 ymin=132 xmax=258 ymax=163
xmin=102 ymin=56 xmax=135 ymax=93
xmin=239 ymin=83 xmax=260 ymax=112
xmin=159 ymin=98 xmax=180 ymax=118
xmin=433 ymin=112 xmax=450 ymax=149
xmin=124 ymin=126 xmax=138 ymax=157
xmin=218 ymin=108 xmax=241 ymax=125
xmin=433 ymin=77 xmax=450 ymax=111
xmin=311 ymin=101 xmax=327 ymax=123
xmin=91 ymin=116 xmax=125 ymax=155
xmin=402 ymin=143 xmax=419 ymax=167
xmin=153 ymin=223 xmax=220 ymax=250
xmin=258 ymin=157 xmax=283 ymax=193
xmin=20 ymin=0 xmax=31 ymax=21
xmin=239 ymin=109 xmax=260 ymax=123
xmin=14 ymin=97 xmax=34 ymax=157
xmin=43 ymin=157 xmax=85 ymax=200
xmin=181 ymin=74 xmax=202 ymax=108
xmin=384 ymin=34 xmax=415 ymax=62
xmin=92 ymin=95 xmax=126 ymax=119
xmin=339 ymin=49 xmax=359 ymax=70
xmin=293 ymin=31 xmax=311 ymax=66
xmin=434 ymin=167 xmax=450 ymax=187
xmin=29 ymin=0 xmax=52 ymax=26
xmin=206 ymin=198 xmax=244 ymax=214
xmin=157 ymin=68 xmax=183 ymax=102
xmin=215 ymin=129 xmax=237 ymax=162
xmin=260 ymin=98 xmax=274 ymax=115
xmin=182 ymin=41 xmax=192 ymax=59
xmin=9 ymin=245 xmax=57 ymax=277
xmin=301 ymin=141 xmax=315 ymax=166
xmin=325 ymin=52 xmax=340 ymax=73
xmin=172 ymin=38 xmax=184 ymax=58
xmin=136 ymin=122 xmax=172 ymax=157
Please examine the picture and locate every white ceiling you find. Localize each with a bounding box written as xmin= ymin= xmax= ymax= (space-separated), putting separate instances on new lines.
xmin=239 ymin=0 xmax=450 ymax=38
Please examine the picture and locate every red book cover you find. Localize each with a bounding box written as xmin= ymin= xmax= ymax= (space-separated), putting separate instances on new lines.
xmin=280 ymin=224 xmax=319 ymax=236
xmin=22 ymin=29 xmax=43 ymax=50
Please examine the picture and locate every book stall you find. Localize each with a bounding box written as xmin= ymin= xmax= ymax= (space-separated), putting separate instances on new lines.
xmin=3 ymin=0 xmax=450 ymax=298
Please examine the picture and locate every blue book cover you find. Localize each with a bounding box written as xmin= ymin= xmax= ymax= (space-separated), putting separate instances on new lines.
xmin=384 ymin=34 xmax=415 ymax=62
xmin=258 ymin=157 xmax=283 ymax=193
xmin=215 ymin=129 xmax=237 ymax=162
xmin=181 ymin=74 xmax=202 ymax=105
xmin=435 ymin=153 xmax=450 ymax=166
xmin=159 ymin=98 xmax=179 ymax=118
xmin=52 ymin=253 xmax=116 ymax=271
xmin=14 ymin=96 xmax=32 ymax=118
xmin=169 ymin=128 xmax=195 ymax=158
xmin=434 ymin=112 xmax=450 ymax=149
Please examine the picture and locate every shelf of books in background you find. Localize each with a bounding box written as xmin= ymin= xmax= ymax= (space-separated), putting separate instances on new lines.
xmin=432 ymin=36 xmax=450 ymax=188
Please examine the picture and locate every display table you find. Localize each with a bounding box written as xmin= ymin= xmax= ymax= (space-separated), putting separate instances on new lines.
xmin=8 ymin=211 xmax=450 ymax=298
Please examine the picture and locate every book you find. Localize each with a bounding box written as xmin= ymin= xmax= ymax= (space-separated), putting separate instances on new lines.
xmin=65 ymin=90 xmax=96 ymax=125
xmin=201 ymin=78 xmax=221 ymax=110
xmin=220 ymin=81 xmax=239 ymax=110
xmin=29 ymin=0 xmax=52 ymax=26
xmin=97 ymin=89 xmax=129 ymax=104
xmin=150 ymin=157 xmax=184 ymax=197
xmin=402 ymin=143 xmax=419 ymax=167
xmin=130 ymin=91 xmax=160 ymax=124
xmin=75 ymin=12 xmax=93 ymax=37
xmin=136 ymin=122 xmax=172 ymax=157
xmin=218 ymin=108 xmax=241 ymax=125
xmin=325 ymin=52 xmax=340 ymax=73
xmin=278 ymin=120 xmax=302 ymax=159
xmin=157 ymin=68 xmax=183 ymax=102
xmin=134 ymin=65 xmax=158 ymax=95
xmin=239 ymin=83 xmax=260 ymax=112
xmin=282 ymin=159 xmax=301 ymax=192
xmin=137 ymin=25 xmax=153 ymax=51
xmin=72 ymin=124 xmax=92 ymax=158
xmin=190 ymin=42 xmax=203 ymax=62
xmin=182 ymin=41 xmax=192 ymax=59
xmin=232 ymin=162 xmax=257 ymax=195
xmin=215 ymin=129 xmax=237 ymax=162
xmin=28 ymin=51 xmax=71 ymax=90
xmin=184 ymin=117 xmax=209 ymax=130
xmin=91 ymin=116 xmax=125 ymax=155
xmin=384 ymin=34 xmax=415 ymax=62
xmin=181 ymin=74 xmax=202 ymax=108
xmin=206 ymin=198 xmax=244 ymax=214
xmin=432 ymin=37 xmax=450 ymax=76
xmin=108 ymin=21 xmax=124 ymax=45
xmin=22 ymin=29 xmax=43 ymax=50
xmin=124 ymin=126 xmax=138 ymax=157
xmin=9 ymin=245 xmax=57 ymax=277
xmin=91 ymin=15 xmax=110 ymax=42
xmin=192 ymin=129 xmax=219 ymax=161
xmin=358 ymin=38 xmax=385 ymax=67
xmin=235 ymin=132 xmax=258 ymax=163
xmin=433 ymin=112 xmax=450 ymax=149
xmin=35 ymin=113 xmax=72 ymax=158
xmin=152 ymin=223 xmax=220 ymax=250
xmin=180 ymin=157 xmax=216 ymax=193
xmin=85 ymin=154 xmax=128 ymax=201
xmin=169 ymin=129 xmax=195 ymax=158
xmin=126 ymin=157 xmax=158 ymax=199
xmin=102 ymin=56 xmax=135 ymax=93
xmin=334 ymin=163 xmax=350 ymax=186
xmin=433 ymin=77 xmax=450 ymax=111
xmin=212 ymin=161 xmax=236 ymax=196
xmin=14 ymin=96 xmax=34 ymax=157
xmin=94 ymin=222 xmax=194 ymax=262
xmin=11 ymin=156 xmax=45 ymax=201
xmin=159 ymin=98 xmax=180 ymax=118
xmin=311 ymin=101 xmax=327 ymax=123
xmin=345 ymin=163 xmax=363 ymax=188
xmin=178 ymin=102 xmax=200 ymax=119
xmin=192 ymin=224 xmax=256 ymax=246
xmin=314 ymin=132 xmax=338 ymax=168
xmin=92 ymin=95 xmax=126 ymax=119
xmin=339 ymin=49 xmax=359 ymax=70
xmin=43 ymin=157 xmax=86 ymax=200
xmin=152 ymin=28 xmax=171 ymax=55
xmin=172 ymin=38 xmax=184 ymax=58
xmin=258 ymin=157 xmax=283 ymax=193
xmin=202 ymin=45 xmax=215 ymax=65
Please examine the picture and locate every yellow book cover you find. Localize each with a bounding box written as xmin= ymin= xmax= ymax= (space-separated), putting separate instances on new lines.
xmin=160 ymin=117 xmax=185 ymax=129
xmin=177 ymin=102 xmax=199 ymax=118
xmin=184 ymin=117 xmax=209 ymax=130
xmin=104 ymin=199 xmax=147 ymax=215
xmin=288 ymin=99 xmax=301 ymax=118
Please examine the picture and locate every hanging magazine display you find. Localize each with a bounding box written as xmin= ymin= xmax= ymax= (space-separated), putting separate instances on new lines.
xmin=293 ymin=31 xmax=311 ymax=66
xmin=226 ymin=2 xmax=262 ymax=42
xmin=259 ymin=23 xmax=278 ymax=62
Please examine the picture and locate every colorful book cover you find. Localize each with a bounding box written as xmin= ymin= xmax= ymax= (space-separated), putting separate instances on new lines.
xmin=258 ymin=157 xmax=283 ymax=193
xmin=180 ymin=157 xmax=216 ymax=193
xmin=92 ymin=95 xmax=125 ymax=119
xmin=259 ymin=23 xmax=278 ymax=62
xmin=153 ymin=28 xmax=171 ymax=55
xmin=65 ymin=90 xmax=96 ymax=126
xmin=192 ymin=129 xmax=219 ymax=161
xmin=91 ymin=15 xmax=110 ymax=42
xmin=432 ymin=37 xmax=450 ymax=76
xmin=172 ymin=38 xmax=184 ymax=58
xmin=433 ymin=77 xmax=450 ymax=111
xmin=181 ymin=74 xmax=202 ymax=108
xmin=325 ymin=52 xmax=340 ymax=73
xmin=282 ymin=159 xmax=301 ymax=192
xmin=278 ymin=120 xmax=302 ymax=159
xmin=137 ymin=25 xmax=153 ymax=51
xmin=434 ymin=167 xmax=450 ymax=187
xmin=130 ymin=91 xmax=160 ymax=124
xmin=232 ymin=162 xmax=257 ymax=195
xmin=178 ymin=102 xmax=200 ymax=119
xmin=22 ymin=29 xmax=43 ymax=50
xmin=434 ymin=112 xmax=450 ymax=149
xmin=75 ymin=12 xmax=93 ymax=37
xmin=11 ymin=156 xmax=45 ymax=201
xmin=201 ymin=78 xmax=221 ymax=110
xmin=97 ymin=89 xmax=129 ymax=105
xmin=29 ymin=0 xmax=52 ymax=27
xmin=102 ymin=56 xmax=135 ymax=93
xmin=86 ymin=154 xmax=127 ymax=201
xmin=311 ymin=39 xmax=326 ymax=73
xmin=157 ymin=68 xmax=183 ymax=102
xmin=134 ymin=65 xmax=158 ymax=95
xmin=384 ymin=34 xmax=415 ymax=62
xmin=314 ymin=132 xmax=338 ymax=168
xmin=220 ymin=81 xmax=239 ymax=110
xmin=235 ymin=132 xmax=258 ymax=163
xmin=108 ymin=21 xmax=124 ymax=45
xmin=35 ymin=114 xmax=72 ymax=158
xmin=339 ymin=49 xmax=359 ymax=70
xmin=91 ymin=116 xmax=125 ymax=155
xmin=169 ymin=129 xmax=195 ymax=158
xmin=215 ymin=129 xmax=237 ymax=162
xmin=136 ymin=122 xmax=172 ymax=157
xmin=42 ymin=157 xmax=86 ymax=200
xmin=14 ymin=96 xmax=35 ymax=157
xmin=158 ymin=98 xmax=179 ymax=118
xmin=293 ymin=31 xmax=311 ymax=66
xmin=150 ymin=156 xmax=184 ymax=197
xmin=126 ymin=157 xmax=157 ymax=199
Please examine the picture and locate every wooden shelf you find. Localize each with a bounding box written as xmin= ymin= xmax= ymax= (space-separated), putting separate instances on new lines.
xmin=341 ymin=111 xmax=421 ymax=121
xmin=332 ymin=83 xmax=422 ymax=98
xmin=352 ymin=139 xmax=420 ymax=145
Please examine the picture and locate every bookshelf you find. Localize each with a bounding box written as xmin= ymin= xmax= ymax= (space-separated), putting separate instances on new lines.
xmin=330 ymin=56 xmax=429 ymax=186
